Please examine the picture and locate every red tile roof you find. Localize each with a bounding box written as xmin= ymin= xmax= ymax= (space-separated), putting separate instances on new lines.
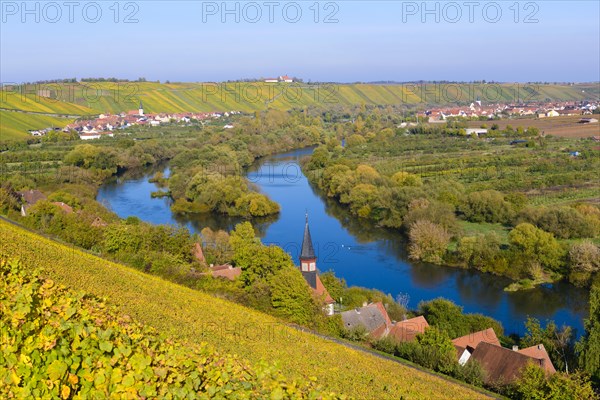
xmin=314 ymin=274 xmax=335 ymax=304
xmin=210 ymin=265 xmax=241 ymax=281
xmin=470 ymin=342 xmax=548 ymax=384
xmin=518 ymin=344 xmax=556 ymax=374
xmin=52 ymin=202 xmax=74 ymax=214
xmin=452 ymin=328 xmax=501 ymax=353
xmin=389 ymin=316 xmax=429 ymax=343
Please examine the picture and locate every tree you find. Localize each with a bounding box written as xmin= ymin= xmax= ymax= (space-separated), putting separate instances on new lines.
xmin=457 ymin=233 xmax=506 ymax=274
xmin=415 ymin=327 xmax=457 ymax=374
xmin=577 ymin=281 xmax=600 ymax=382
xmin=408 ymin=220 xmax=450 ymax=264
xmin=569 ymin=241 xmax=600 ymax=274
xmin=460 ymin=190 xmax=514 ymax=224
xmin=269 ymin=267 xmax=317 ymax=325
xmin=229 ymin=222 xmax=293 ymax=286
xmin=391 ymin=171 xmax=422 ymax=187
xmin=509 ymin=223 xmax=565 ymax=275
xmin=319 ymin=271 xmax=346 ymax=302
xmin=418 ymin=298 xmax=504 ymax=338
xmin=521 ymin=318 xmax=575 ymax=373
xmin=514 ymin=364 xmax=598 ymax=400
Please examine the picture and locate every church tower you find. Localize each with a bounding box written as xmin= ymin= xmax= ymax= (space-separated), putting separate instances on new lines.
xmin=138 ymin=101 xmax=144 ymax=116
xmin=300 ymin=213 xmax=317 ymax=289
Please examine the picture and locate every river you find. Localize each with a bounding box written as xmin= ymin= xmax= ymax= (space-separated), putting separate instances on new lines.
xmin=97 ymin=147 xmax=589 ymax=336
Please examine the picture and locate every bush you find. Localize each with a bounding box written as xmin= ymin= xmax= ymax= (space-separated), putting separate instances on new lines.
xmin=460 ymin=190 xmax=514 ymax=224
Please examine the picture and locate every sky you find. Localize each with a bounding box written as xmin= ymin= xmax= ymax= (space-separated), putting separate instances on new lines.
xmin=1 ymin=1 xmax=599 ymax=83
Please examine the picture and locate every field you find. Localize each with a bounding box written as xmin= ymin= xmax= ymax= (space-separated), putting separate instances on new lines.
xmin=468 ymin=115 xmax=600 ymax=138
xmin=0 ymin=219 xmax=494 ymax=399
xmin=0 ymin=110 xmax=76 ymax=141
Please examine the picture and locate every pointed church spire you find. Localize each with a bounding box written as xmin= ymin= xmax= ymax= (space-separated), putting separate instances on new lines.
xmin=300 ymin=213 xmax=316 ymax=260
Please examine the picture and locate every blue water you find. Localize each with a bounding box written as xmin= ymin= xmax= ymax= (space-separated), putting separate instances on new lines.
xmin=97 ymin=148 xmax=589 ymax=336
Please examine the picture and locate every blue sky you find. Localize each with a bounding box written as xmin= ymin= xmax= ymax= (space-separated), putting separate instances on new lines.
xmin=1 ymin=1 xmax=599 ymax=82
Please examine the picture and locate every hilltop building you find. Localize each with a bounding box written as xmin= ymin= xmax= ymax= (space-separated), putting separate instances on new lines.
xmin=299 ymin=214 xmax=335 ymax=315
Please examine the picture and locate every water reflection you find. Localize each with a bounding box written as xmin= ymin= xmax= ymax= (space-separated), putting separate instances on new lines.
xmin=97 ymin=148 xmax=589 ymax=336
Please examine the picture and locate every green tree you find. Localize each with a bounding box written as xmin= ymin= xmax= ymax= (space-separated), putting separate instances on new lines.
xmin=577 ymin=280 xmax=600 ymax=382
xmin=269 ymin=266 xmax=316 ymax=325
xmin=319 ymin=271 xmax=346 ymax=302
xmin=521 ymin=318 xmax=575 ymax=373
xmin=391 ymin=171 xmax=422 ymax=187
xmin=509 ymin=223 xmax=565 ymax=275
xmin=418 ymin=298 xmax=503 ymax=338
xmin=460 ymin=190 xmax=514 ymax=224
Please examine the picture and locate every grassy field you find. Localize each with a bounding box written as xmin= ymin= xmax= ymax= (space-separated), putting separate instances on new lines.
xmin=0 ymin=219 xmax=494 ymax=399
xmin=468 ymin=115 xmax=600 ymax=138
xmin=0 ymin=110 xmax=76 ymax=141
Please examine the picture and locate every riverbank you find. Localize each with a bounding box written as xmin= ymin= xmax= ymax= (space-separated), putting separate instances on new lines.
xmin=97 ymin=148 xmax=589 ymax=336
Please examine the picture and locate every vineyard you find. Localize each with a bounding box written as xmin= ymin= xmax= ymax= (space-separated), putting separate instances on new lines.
xmin=0 ymin=219 xmax=493 ymax=399
xmin=0 ymin=259 xmax=342 ymax=399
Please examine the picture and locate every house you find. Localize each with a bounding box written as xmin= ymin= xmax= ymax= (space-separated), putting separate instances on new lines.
xmin=279 ymin=75 xmax=293 ymax=83
xmin=388 ymin=315 xmax=429 ymax=343
xmin=546 ymin=110 xmax=560 ymax=117
xmin=517 ymin=344 xmax=556 ymax=374
xmin=341 ymin=302 xmax=391 ymax=339
xmin=299 ymin=214 xmax=336 ymax=315
xmin=17 ymin=189 xmax=47 ymax=216
xmin=52 ymin=202 xmax=73 ymax=214
xmin=208 ymin=264 xmax=242 ymax=281
xmin=452 ymin=328 xmax=501 ymax=365
xmin=467 ymin=342 xmax=555 ymax=384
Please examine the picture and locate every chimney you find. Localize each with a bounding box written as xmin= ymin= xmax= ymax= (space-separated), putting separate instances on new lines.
xmin=512 ymin=345 xmax=519 ymax=351
xmin=537 ymin=344 xmax=542 ymax=350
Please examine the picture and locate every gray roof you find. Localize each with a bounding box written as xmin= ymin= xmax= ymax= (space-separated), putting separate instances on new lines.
xmin=341 ymin=304 xmax=387 ymax=333
xmin=300 ymin=215 xmax=316 ymax=260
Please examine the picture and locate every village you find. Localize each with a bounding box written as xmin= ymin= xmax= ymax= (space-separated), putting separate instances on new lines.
xmin=28 ymin=101 xmax=241 ymax=139
xmin=421 ymin=100 xmax=599 ymax=121
xmin=28 ymin=97 xmax=599 ymax=140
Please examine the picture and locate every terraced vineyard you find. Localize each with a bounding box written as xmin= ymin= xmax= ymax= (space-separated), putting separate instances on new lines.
xmin=0 ymin=219 xmax=493 ymax=399
xmin=7 ymin=82 xmax=596 ymax=115
xmin=0 ymin=110 xmax=76 ymax=140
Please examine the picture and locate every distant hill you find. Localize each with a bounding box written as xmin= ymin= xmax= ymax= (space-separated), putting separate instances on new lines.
xmin=1 ymin=81 xmax=597 ymax=140
xmin=0 ymin=218 xmax=493 ymax=399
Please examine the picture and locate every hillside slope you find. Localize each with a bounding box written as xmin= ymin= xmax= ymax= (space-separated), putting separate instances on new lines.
xmin=11 ymin=82 xmax=599 ymax=115
xmin=0 ymin=110 xmax=76 ymax=140
xmin=2 ymin=82 xmax=596 ymax=140
xmin=0 ymin=219 xmax=493 ymax=399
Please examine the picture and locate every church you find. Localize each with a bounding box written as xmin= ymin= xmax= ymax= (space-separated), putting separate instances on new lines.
xmin=299 ymin=215 xmax=336 ymax=315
